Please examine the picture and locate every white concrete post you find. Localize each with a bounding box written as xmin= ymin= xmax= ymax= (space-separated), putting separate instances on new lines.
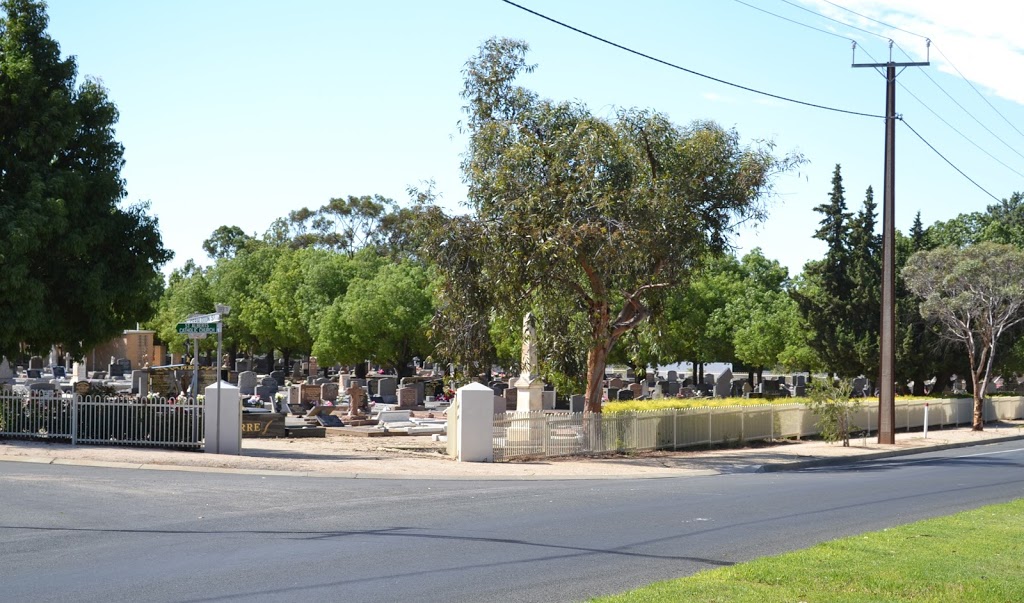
xmin=205 ymin=380 xmax=241 ymax=455
xmin=456 ymin=382 xmax=494 ymax=462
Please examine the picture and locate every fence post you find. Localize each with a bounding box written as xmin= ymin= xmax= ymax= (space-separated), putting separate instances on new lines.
xmin=707 ymin=407 xmax=712 ymax=447
xmin=71 ymin=393 xmax=79 ymax=445
xmin=770 ymin=404 xmax=774 ymax=442
xmin=673 ymin=408 xmax=678 ymax=450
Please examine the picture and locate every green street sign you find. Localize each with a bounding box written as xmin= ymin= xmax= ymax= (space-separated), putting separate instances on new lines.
xmin=176 ymin=322 xmax=219 ymax=335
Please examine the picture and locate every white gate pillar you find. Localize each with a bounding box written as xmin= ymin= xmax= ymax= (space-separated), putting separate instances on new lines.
xmin=205 ymin=381 xmax=241 ymax=455
xmin=456 ymin=382 xmax=494 ymax=462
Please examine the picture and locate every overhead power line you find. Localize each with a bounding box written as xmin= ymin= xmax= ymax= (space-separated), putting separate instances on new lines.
xmin=498 ymin=0 xmax=883 ymax=119
xmin=900 ymin=117 xmax=1001 ymax=202
xmin=818 ymin=0 xmax=927 ymax=39
xmin=896 ymin=81 xmax=1024 ymax=179
xmin=818 ymin=0 xmax=1024 ymax=141
xmin=732 ymin=0 xmax=851 ymax=42
xmin=776 ymin=0 xmax=891 ymax=43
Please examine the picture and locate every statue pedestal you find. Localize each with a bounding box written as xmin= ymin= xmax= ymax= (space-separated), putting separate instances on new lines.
xmin=509 ymin=377 xmax=545 ymax=446
xmin=515 ymin=378 xmax=544 ymax=412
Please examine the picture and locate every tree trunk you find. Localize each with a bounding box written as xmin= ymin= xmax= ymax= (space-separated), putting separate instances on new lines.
xmin=697 ymin=362 xmax=704 ymax=384
xmin=585 ymin=344 xmax=610 ymax=413
xmin=970 ymin=368 xmax=985 ymax=431
xmin=972 ymin=392 xmax=985 ymax=431
xmin=282 ymin=349 xmax=292 ymax=375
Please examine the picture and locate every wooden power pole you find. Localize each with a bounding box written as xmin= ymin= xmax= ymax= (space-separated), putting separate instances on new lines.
xmin=853 ymin=43 xmax=928 ymax=444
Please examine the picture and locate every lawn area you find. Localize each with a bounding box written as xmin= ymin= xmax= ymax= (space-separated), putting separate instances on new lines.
xmin=590 ymin=498 xmax=1024 ymax=603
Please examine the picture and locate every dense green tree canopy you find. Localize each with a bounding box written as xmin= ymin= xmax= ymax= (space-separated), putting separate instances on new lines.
xmin=431 ymin=38 xmax=799 ymax=411
xmin=0 ymin=0 xmax=171 ymax=358
xmin=313 ymin=261 xmax=433 ymax=377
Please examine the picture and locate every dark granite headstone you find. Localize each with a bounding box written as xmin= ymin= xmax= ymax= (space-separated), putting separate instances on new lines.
xmin=316 ymin=414 xmax=344 ymax=427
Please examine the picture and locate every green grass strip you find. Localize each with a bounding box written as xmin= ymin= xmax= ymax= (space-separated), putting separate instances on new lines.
xmin=591 ymin=498 xmax=1024 ymax=603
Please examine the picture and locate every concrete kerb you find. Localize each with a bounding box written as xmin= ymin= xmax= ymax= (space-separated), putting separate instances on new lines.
xmin=756 ymin=433 xmax=1024 ymax=473
xmin=3 ymin=428 xmax=1023 ymax=480
xmin=0 ymin=453 xmax=718 ymax=481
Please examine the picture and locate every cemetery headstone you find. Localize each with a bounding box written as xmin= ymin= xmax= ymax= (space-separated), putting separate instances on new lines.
xmin=321 ymin=382 xmax=339 ymax=403
xmin=703 ymin=373 xmax=716 ymax=386
xmin=542 ymin=390 xmax=556 ymax=410
xmin=107 ymin=363 xmax=124 ymax=378
xmin=378 ymin=377 xmax=398 ymax=404
xmin=666 ymin=381 xmax=680 ymax=396
xmin=235 ymin=358 xmax=252 ymax=373
xmin=397 ymin=386 xmax=417 ymax=409
xmin=29 ymin=356 xmax=43 ymax=370
xmin=308 ymin=356 xmax=319 ymax=378
xmin=628 ymin=382 xmax=644 ymax=399
xmin=616 ymin=389 xmax=634 ymax=401
xmin=625 ymin=368 xmax=635 ymax=380
xmin=269 ymin=371 xmax=286 ymax=387
xmin=346 ymin=384 xmax=368 ymax=416
xmin=134 ymin=371 xmax=149 ymax=398
xmin=608 ymin=377 xmax=625 ymax=390
xmin=0 ymin=357 xmax=13 ymax=382
xmin=503 ymin=386 xmax=517 ymax=410
xmin=26 ymin=368 xmax=42 ymax=379
xmin=51 ymin=366 xmax=66 ymax=379
xmin=667 ymin=370 xmax=678 ymax=382
xmin=255 ymin=385 xmax=276 ymax=403
xmin=714 ymin=368 xmax=733 ymax=398
xmin=569 ymin=394 xmax=586 ymax=413
xmin=238 ymin=371 xmax=258 ymax=396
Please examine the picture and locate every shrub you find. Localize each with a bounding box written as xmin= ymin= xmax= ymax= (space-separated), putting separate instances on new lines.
xmin=802 ymin=379 xmax=861 ymax=446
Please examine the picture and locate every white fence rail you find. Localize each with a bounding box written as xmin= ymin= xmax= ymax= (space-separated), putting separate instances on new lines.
xmin=0 ymin=391 xmax=204 ymax=450
xmin=492 ymin=397 xmax=1024 ymax=462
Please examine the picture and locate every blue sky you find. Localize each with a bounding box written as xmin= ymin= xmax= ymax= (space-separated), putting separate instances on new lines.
xmin=43 ymin=0 xmax=1024 ymax=277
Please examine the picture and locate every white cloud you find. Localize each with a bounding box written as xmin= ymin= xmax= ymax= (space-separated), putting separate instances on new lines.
xmin=804 ymin=0 xmax=1024 ymax=105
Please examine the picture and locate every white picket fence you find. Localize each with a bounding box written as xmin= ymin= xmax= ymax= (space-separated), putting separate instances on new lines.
xmin=491 ymin=397 xmax=1024 ymax=461
xmin=0 ymin=390 xmax=204 ymax=449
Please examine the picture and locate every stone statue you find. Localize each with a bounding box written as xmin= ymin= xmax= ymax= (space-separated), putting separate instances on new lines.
xmin=520 ymin=312 xmax=538 ymax=382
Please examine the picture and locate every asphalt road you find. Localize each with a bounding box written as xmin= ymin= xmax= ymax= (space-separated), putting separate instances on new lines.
xmin=2 ymin=441 xmax=1023 ymax=603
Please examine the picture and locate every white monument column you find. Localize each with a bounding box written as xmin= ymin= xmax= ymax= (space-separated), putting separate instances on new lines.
xmin=515 ymin=312 xmax=545 ymax=412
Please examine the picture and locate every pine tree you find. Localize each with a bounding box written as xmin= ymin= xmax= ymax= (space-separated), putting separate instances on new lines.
xmin=847 ymin=186 xmax=881 ymax=378
xmin=796 ymin=165 xmax=860 ymax=376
